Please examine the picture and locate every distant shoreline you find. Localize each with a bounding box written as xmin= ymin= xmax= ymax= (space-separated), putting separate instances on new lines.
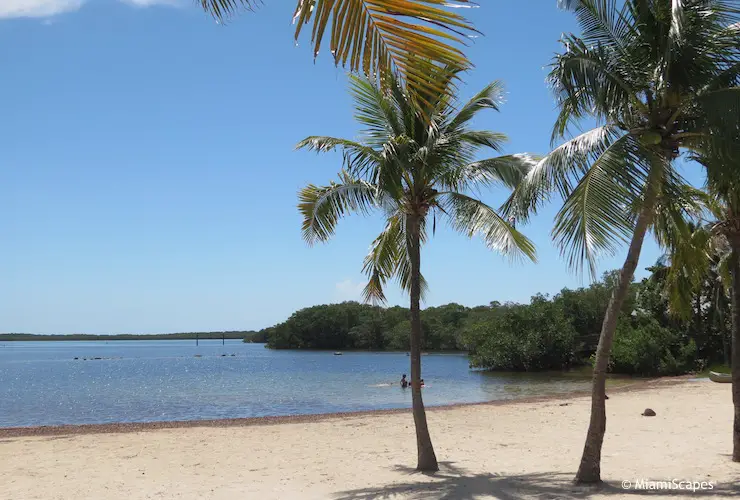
xmin=0 ymin=376 xmax=692 ymax=438
xmin=0 ymin=333 xmax=257 ymax=342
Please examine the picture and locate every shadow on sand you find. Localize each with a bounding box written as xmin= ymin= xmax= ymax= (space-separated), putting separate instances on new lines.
xmin=333 ymin=462 xmax=739 ymax=499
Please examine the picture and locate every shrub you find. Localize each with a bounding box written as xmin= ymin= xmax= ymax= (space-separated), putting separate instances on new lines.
xmin=466 ymin=296 xmax=577 ymax=371
xmin=609 ymin=315 xmax=697 ymax=376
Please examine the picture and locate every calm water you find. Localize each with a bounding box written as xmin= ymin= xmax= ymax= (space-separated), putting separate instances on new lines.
xmin=0 ymin=341 xmax=595 ymax=428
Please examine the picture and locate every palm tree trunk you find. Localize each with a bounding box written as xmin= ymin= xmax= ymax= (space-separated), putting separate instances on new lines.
xmin=406 ymin=212 xmax=438 ymax=472
xmin=728 ymin=240 xmax=740 ymax=462
xmin=574 ymin=188 xmax=657 ymax=484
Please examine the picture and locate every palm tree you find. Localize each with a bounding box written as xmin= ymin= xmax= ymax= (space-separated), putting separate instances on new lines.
xmin=507 ymin=0 xmax=740 ymax=483
xmin=667 ymin=149 xmax=740 ymax=461
xmin=199 ymin=0 xmax=476 ymax=106
xmin=296 ymin=67 xmax=537 ymax=471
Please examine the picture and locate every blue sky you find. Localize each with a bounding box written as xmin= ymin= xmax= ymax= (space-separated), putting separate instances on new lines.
xmin=1 ymin=1 xmax=705 ymax=334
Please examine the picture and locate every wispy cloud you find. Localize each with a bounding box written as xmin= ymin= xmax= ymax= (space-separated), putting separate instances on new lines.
xmin=0 ymin=0 xmax=178 ymax=19
xmin=119 ymin=0 xmax=180 ymax=6
xmin=0 ymin=0 xmax=84 ymax=18
xmin=334 ymin=279 xmax=365 ymax=302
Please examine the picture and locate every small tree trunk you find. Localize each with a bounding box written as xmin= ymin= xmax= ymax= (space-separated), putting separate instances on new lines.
xmin=574 ymin=188 xmax=657 ymax=484
xmin=728 ymin=240 xmax=740 ymax=462
xmin=406 ymin=212 xmax=438 ymax=472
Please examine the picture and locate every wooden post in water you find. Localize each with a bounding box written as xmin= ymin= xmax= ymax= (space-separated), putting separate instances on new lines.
xmin=222 ymin=332 xmax=225 ymax=345
xmin=196 ymin=332 xmax=199 ymax=347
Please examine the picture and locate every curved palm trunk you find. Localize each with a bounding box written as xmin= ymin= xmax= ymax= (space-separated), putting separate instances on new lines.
xmin=729 ymin=240 xmax=740 ymax=462
xmin=575 ymin=188 xmax=657 ymax=484
xmin=406 ymin=212 xmax=438 ymax=472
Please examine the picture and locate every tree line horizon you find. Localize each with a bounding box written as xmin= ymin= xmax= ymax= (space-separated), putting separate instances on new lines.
xmin=247 ymin=265 xmax=730 ymax=376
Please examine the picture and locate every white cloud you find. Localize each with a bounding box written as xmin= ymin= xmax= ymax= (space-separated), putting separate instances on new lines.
xmin=0 ymin=0 xmax=84 ymax=18
xmin=334 ymin=279 xmax=365 ymax=302
xmin=119 ymin=0 xmax=180 ymax=6
xmin=0 ymin=0 xmax=179 ymax=19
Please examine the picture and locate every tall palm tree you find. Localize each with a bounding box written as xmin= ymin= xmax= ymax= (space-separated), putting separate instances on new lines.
xmin=669 ymin=148 xmax=740 ymax=461
xmin=507 ymin=0 xmax=740 ymax=483
xmin=199 ymin=0 xmax=476 ymax=106
xmin=296 ymin=68 xmax=537 ymax=471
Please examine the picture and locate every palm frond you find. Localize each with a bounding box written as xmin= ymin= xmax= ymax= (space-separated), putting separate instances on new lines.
xmin=298 ymin=171 xmax=377 ymax=244
xmin=669 ymin=0 xmax=685 ymax=45
xmin=294 ymin=0 xmax=474 ymax=102
xmin=571 ymin=0 xmax=633 ymax=55
xmin=438 ymin=154 xmax=539 ymax=192
xmin=349 ymin=75 xmax=404 ymax=147
xmin=200 ymin=1 xmax=476 ymax=107
xmin=296 ymin=135 xmax=382 ymax=175
xmin=361 ymin=212 xmax=427 ymax=303
xmin=551 ymin=133 xmax=649 ymax=277
xmin=700 ymin=87 xmax=740 ymax=131
xmin=652 ymin=187 xmax=706 ymax=246
xmin=505 ymin=125 xmax=622 ymax=222
xmin=549 ymin=37 xmax=643 ymax=135
xmin=440 ymin=192 xmax=537 ymax=263
xmin=663 ymin=225 xmax=712 ymax=319
xmin=199 ymin=0 xmax=262 ymax=19
xmin=456 ymin=131 xmax=508 ymax=151
xmin=446 ymin=80 xmax=505 ymax=131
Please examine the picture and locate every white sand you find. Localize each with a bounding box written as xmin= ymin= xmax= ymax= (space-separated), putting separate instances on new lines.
xmin=1 ymin=379 xmax=736 ymax=499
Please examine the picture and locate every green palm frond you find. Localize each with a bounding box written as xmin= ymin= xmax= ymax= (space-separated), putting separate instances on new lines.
xmin=663 ymin=225 xmax=712 ymax=318
xmin=361 ymin=213 xmax=427 ymax=303
xmin=551 ymin=133 xmax=650 ymax=277
xmin=570 ymin=0 xmax=633 ymax=55
xmin=296 ymin=135 xmax=382 ymax=175
xmin=652 ymin=183 xmax=707 ymax=249
xmin=199 ymin=0 xmax=261 ymax=19
xmin=440 ymin=192 xmax=537 ymax=263
xmin=349 ymin=75 xmax=404 ymax=147
xmin=200 ymin=0 xmax=476 ymax=105
xmin=550 ymin=37 xmax=644 ymax=138
xmin=455 ymin=131 xmax=508 ymax=151
xmin=446 ymin=80 xmax=505 ymax=131
xmin=361 ymin=214 xmax=403 ymax=303
xmin=507 ymin=125 xmax=622 ymax=222
xmin=700 ymin=87 xmax=740 ymax=131
xmin=439 ymin=154 xmax=539 ymax=193
xmin=298 ymin=172 xmax=377 ymax=244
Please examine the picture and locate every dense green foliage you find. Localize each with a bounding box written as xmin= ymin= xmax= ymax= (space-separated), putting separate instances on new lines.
xmin=464 ymin=294 xmax=577 ymax=371
xmin=257 ymin=264 xmax=730 ymax=376
xmin=609 ymin=317 xmax=697 ymax=376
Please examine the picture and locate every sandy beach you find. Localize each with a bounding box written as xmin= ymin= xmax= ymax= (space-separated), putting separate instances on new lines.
xmin=1 ymin=378 xmax=736 ymax=499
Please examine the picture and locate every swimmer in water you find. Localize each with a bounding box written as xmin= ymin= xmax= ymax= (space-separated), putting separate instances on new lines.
xmin=400 ymin=374 xmax=408 ymax=388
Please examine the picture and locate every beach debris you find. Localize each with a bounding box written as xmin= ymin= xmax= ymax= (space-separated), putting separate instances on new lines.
xmin=642 ymin=408 xmax=656 ymax=417
xmin=559 ymin=403 xmax=570 ymax=406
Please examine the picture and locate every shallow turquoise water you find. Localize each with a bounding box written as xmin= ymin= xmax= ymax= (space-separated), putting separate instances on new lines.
xmin=0 ymin=341 xmax=593 ymax=427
